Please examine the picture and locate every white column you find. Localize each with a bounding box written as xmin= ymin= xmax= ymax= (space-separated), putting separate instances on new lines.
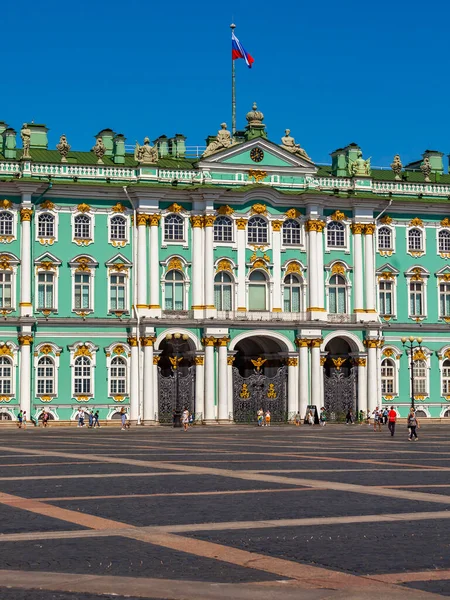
xmin=194 ymin=355 xmax=205 ymax=421
xmin=316 ymin=224 xmax=325 ymax=310
xmin=367 ymin=342 xmax=378 ymax=413
xmin=136 ymin=214 xmax=148 ymax=309
xmin=272 ymin=221 xmax=282 ymax=312
xmin=19 ymin=207 xmax=32 ymax=317
xmin=153 ymin=355 xmax=160 ymax=421
xmin=357 ymin=357 xmax=368 ymax=416
xmin=204 ymin=337 xmax=216 ymax=422
xmin=298 ymin=340 xmax=309 ymax=418
xmin=364 ymin=224 xmax=376 ymax=313
xmin=217 ymin=340 xmax=229 ymax=421
xmin=129 ymin=337 xmax=139 ymax=421
xmin=306 ymin=222 xmax=318 ymax=309
xmin=148 ymin=215 xmax=161 ymax=311
xmin=287 ymin=357 xmax=299 ymax=415
xmin=352 ymin=224 xmax=364 ymax=313
xmin=190 ymin=216 xmax=204 ymax=310
xmin=237 ymin=219 xmax=247 ymax=311
xmin=142 ymin=338 xmax=154 ymax=423
xmin=19 ymin=335 xmax=32 ymax=415
xmin=310 ymin=339 xmax=322 ymax=408
xmin=204 ymin=216 xmax=215 ymax=313
xmin=227 ymin=355 xmax=235 ymax=421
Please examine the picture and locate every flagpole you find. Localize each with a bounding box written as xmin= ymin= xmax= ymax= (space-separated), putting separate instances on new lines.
xmin=230 ymin=22 xmax=236 ymax=137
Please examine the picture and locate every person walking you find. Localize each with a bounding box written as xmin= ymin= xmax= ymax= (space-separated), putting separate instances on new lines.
xmin=294 ymin=412 xmax=301 ymax=426
xmin=372 ymin=407 xmax=381 ymax=432
xmin=93 ymin=410 xmax=100 ymax=428
xmin=77 ymin=408 xmax=85 ymax=427
xmin=17 ymin=410 xmax=23 ymax=429
xmin=319 ymin=407 xmax=327 ymax=426
xmin=22 ymin=410 xmax=27 ymax=428
xmin=307 ymin=409 xmax=314 ymax=425
xmin=42 ymin=411 xmax=50 ymax=427
xmin=388 ymin=406 xmax=397 ymax=437
xmin=88 ymin=410 xmax=94 ymax=428
xmin=182 ymin=408 xmax=190 ymax=431
xmin=346 ymin=409 xmax=354 ymax=425
xmin=265 ymin=410 xmax=271 ymax=427
xmin=257 ymin=408 xmax=264 ymax=427
xmin=407 ymin=407 xmax=420 ymax=441
xmin=120 ymin=408 xmax=127 ymax=430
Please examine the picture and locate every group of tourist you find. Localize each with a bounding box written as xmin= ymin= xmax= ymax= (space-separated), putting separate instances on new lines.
xmin=76 ymin=408 xmax=101 ymax=429
xmin=371 ymin=405 xmax=420 ymax=440
xmin=257 ymin=408 xmax=271 ymax=426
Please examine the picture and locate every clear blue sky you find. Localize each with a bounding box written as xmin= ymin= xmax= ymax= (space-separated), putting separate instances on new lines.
xmin=4 ymin=0 xmax=449 ymax=167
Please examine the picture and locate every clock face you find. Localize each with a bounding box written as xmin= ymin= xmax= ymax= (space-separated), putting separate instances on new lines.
xmin=250 ymin=147 xmax=264 ymax=163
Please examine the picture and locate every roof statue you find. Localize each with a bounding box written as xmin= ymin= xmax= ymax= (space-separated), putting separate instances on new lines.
xmin=92 ymin=137 xmax=106 ymax=164
xmin=203 ymin=123 xmax=234 ymax=158
xmin=246 ymin=102 xmax=264 ymax=127
xmin=56 ymin=134 xmax=71 ymax=163
xmin=421 ymin=157 xmax=432 ymax=182
xmin=281 ymin=129 xmax=311 ymax=161
xmin=349 ymin=150 xmax=371 ymax=176
xmin=134 ymin=137 xmax=158 ymax=165
xmin=391 ymin=154 xmax=403 ymax=180
xmin=20 ymin=123 xmax=31 ymax=159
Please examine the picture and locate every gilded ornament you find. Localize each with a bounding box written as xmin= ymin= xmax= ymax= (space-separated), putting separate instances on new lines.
xmin=378 ymin=271 xmax=395 ymax=280
xmin=267 ymin=383 xmax=277 ymax=398
xmin=355 ymin=357 xmax=367 ymax=367
xmin=240 ymin=383 xmax=250 ymax=399
xmin=295 ymin=338 xmax=309 ymax=348
xmin=250 ymin=203 xmax=267 ymax=215
xmin=148 ymin=214 xmax=161 ymax=227
xmin=75 ymin=395 xmax=90 ymax=402
xmin=216 ymin=259 xmax=233 ymax=273
xmin=0 ymin=345 xmax=13 ymax=357
xmin=74 ymin=257 xmax=91 ymax=272
xmin=251 ymin=259 xmax=268 ymax=271
xmin=40 ymin=344 xmax=53 ymax=355
xmin=194 ymin=355 xmax=205 ymax=366
xmin=409 ymin=217 xmax=423 ymax=227
xmin=330 ymin=210 xmax=346 ymax=221
xmin=0 ymin=255 xmax=11 ymax=270
xmin=127 ymin=337 xmax=138 ymax=347
xmin=380 ymin=215 xmax=393 ymax=225
xmin=383 ymin=348 xmax=394 ymax=357
xmin=384 ymin=394 xmax=394 ymax=401
xmin=305 ymin=219 xmax=325 ymax=233
xmin=40 ymin=199 xmax=55 ymax=210
xmin=140 ymin=336 xmax=156 ymax=347
xmin=216 ymin=205 xmax=234 ymax=216
xmin=169 ymin=356 xmax=183 ymax=369
xmin=309 ymin=338 xmax=322 ymax=348
xmin=215 ymin=337 xmax=230 ymax=347
xmin=77 ymin=203 xmax=91 ymax=213
xmin=0 ymin=235 xmax=14 ymax=244
xmin=331 ymin=262 xmax=346 ymax=275
xmin=113 ymin=345 xmax=125 ymax=354
xmin=410 ymin=267 xmax=424 ymax=281
xmin=0 ymin=396 xmax=11 ymax=402
xmin=167 ymin=203 xmax=184 ymax=213
xmin=414 ymin=394 xmax=426 ymax=401
xmin=271 ymin=220 xmax=283 ymax=231
xmin=18 ymin=335 xmax=33 ymax=346
xmin=332 ymin=357 xmax=346 ymax=370
xmin=251 ymin=357 xmax=266 ymax=372
xmin=444 ymin=349 xmax=450 ymax=360
xmin=227 ymin=355 xmax=235 ymax=366
xmin=113 ymin=396 xmax=125 ymax=402
xmin=20 ymin=208 xmax=33 ymax=222
xmin=286 ymin=357 xmax=298 ymax=367
xmin=248 ymin=170 xmax=267 ymax=183
xmin=153 ymin=355 xmax=161 ymax=365
xmin=39 ymin=396 xmax=52 ymax=402
xmin=364 ymin=223 xmax=376 ymax=235
xmin=74 ymin=344 xmax=92 ymax=358
xmin=285 ymin=208 xmax=301 ymax=219
xmin=286 ymin=262 xmax=302 ymax=275
xmin=236 ymin=218 xmax=248 ymax=230
xmin=320 ymin=356 xmax=327 ymax=366
xmin=413 ymin=349 xmax=427 ymax=362
xmin=112 ymin=203 xmax=126 ymax=213
xmin=202 ymin=336 xmax=216 ymax=347
xmin=204 ymin=215 xmax=216 ymax=227
xmin=39 ymin=261 xmax=56 ymax=271
xmin=441 ymin=218 xmax=450 ymax=228
xmin=136 ymin=213 xmax=148 ymax=226
xmin=190 ymin=215 xmax=204 ymax=228
xmin=167 ymin=257 xmax=183 ymax=272
xmin=75 ymin=310 xmax=90 ymax=317
xmin=351 ymin=223 xmax=364 ymax=235
xmin=0 ymin=200 xmax=12 ymax=209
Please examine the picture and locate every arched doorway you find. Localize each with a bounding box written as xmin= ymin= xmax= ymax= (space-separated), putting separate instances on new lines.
xmin=157 ymin=335 xmax=196 ymax=424
xmin=323 ymin=336 xmax=356 ymax=421
xmin=0 ymin=411 xmax=11 ymax=420
xmin=232 ymin=335 xmax=287 ymax=423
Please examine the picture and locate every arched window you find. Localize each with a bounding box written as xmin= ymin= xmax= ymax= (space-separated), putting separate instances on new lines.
xmin=247 ymin=216 xmax=268 ymax=244
xmin=327 ymin=221 xmax=345 ymax=247
xmin=164 ymin=214 xmax=184 ymax=241
xmin=214 ymin=271 xmax=234 ymax=310
xmin=408 ymin=228 xmax=423 ymax=251
xmin=110 ymin=356 xmax=127 ymax=396
xmin=37 ymin=272 xmax=55 ymax=309
xmin=0 ymin=356 xmax=12 ymax=395
xmin=409 ymin=280 xmax=423 ymax=316
xmin=283 ymin=219 xmax=301 ymax=245
xmin=328 ymin=274 xmax=347 ymax=313
xmin=378 ymin=227 xmax=393 ymax=250
xmin=283 ymin=274 xmax=303 ymax=312
xmin=381 ymin=358 xmax=395 ymax=395
xmin=164 ymin=270 xmax=185 ymax=310
xmin=37 ymin=356 xmax=55 ymax=395
xmin=444 ymin=409 xmax=450 ymax=418
xmin=413 ymin=359 xmax=427 ymax=396
xmin=38 ymin=213 xmax=55 ymax=238
xmin=0 ymin=212 xmax=13 ymax=236
xmin=442 ymin=359 xmax=450 ymax=395
xmin=440 ymin=281 xmax=450 ymax=317
xmin=74 ymin=356 xmax=91 ymax=394
xmin=214 ymin=216 xmax=233 ymax=242
xmin=248 ymin=270 xmax=268 ymax=311
xmin=110 ymin=215 xmax=126 ymax=241
xmin=74 ymin=215 xmax=91 ymax=239
xmin=439 ymin=230 xmax=450 ymax=253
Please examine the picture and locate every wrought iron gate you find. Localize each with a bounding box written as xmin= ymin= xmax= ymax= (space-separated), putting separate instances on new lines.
xmin=232 ymin=366 xmax=287 ymax=423
xmin=323 ymin=368 xmax=356 ymax=421
xmin=158 ymin=367 xmax=195 ymax=424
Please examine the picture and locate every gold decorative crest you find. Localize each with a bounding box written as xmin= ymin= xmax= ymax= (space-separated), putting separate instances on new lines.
xmin=74 ymin=344 xmax=92 ymax=358
xmin=250 ymin=203 xmax=267 ymax=215
xmin=236 ymin=218 xmax=247 ymax=230
xmin=77 ymin=203 xmax=91 ymax=213
xmin=248 ymin=170 xmax=267 ymax=183
xmin=332 ymin=357 xmax=346 ymax=370
xmin=194 ymin=355 xmax=205 ymax=366
xmin=167 ymin=257 xmax=183 ymax=272
xmin=240 ymin=383 xmax=250 ymax=398
xmin=413 ymin=349 xmax=427 ymax=362
xmin=20 ymin=208 xmax=33 ymax=222
xmin=40 ymin=344 xmax=53 ymax=355
xmin=112 ymin=202 xmax=126 ymax=213
xmin=251 ymin=357 xmax=266 ymax=372
xmin=0 ymin=199 xmax=12 ymax=209
xmin=216 ymin=259 xmax=233 ymax=273
xmin=285 ymin=208 xmax=300 ymax=219
xmin=380 ymin=215 xmax=393 ymax=225
xmin=167 ymin=202 xmax=184 ymax=213
xmin=330 ymin=210 xmax=346 ymax=221
xmin=271 ymin=220 xmax=283 ymax=231
xmin=286 ymin=261 xmax=302 ymax=275
xmin=40 ymin=199 xmax=55 ymax=210
xmin=0 ymin=345 xmax=13 ymax=357
xmin=267 ymin=383 xmax=277 ymax=398
xmin=410 ymin=217 xmax=423 ymax=227
xmin=331 ymin=262 xmax=346 ymax=275
xmin=216 ymin=205 xmax=234 ymax=216
xmin=410 ymin=267 xmax=424 ymax=281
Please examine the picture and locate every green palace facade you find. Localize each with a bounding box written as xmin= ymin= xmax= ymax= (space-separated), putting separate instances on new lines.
xmin=0 ymin=104 xmax=449 ymax=423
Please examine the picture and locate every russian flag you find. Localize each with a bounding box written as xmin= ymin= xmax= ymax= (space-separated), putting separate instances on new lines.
xmin=232 ymin=31 xmax=254 ymax=68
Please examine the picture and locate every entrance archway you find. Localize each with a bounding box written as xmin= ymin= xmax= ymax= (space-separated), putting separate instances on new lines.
xmin=323 ymin=336 xmax=356 ymax=421
xmin=232 ymin=335 xmax=288 ymax=423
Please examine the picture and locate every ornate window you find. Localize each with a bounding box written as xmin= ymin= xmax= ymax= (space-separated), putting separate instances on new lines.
xmin=164 ymin=270 xmax=185 ymax=310
xmin=0 ymin=212 xmax=13 ymax=237
xmin=74 ymin=215 xmax=91 ymax=240
xmin=381 ymin=358 xmax=396 ymax=395
xmin=378 ymin=227 xmax=393 ymax=250
xmin=110 ymin=215 xmax=126 ymax=241
xmin=214 ymin=216 xmax=233 ymax=243
xmin=0 ymin=272 xmax=12 ymax=309
xmin=37 ymin=214 xmax=55 ymax=238
xmin=442 ymin=359 xmax=450 ymax=395
xmin=328 ymin=274 xmax=347 ymax=313
xmin=0 ymin=356 xmax=12 ymax=395
xmin=408 ymin=228 xmax=423 ymax=252
xmin=110 ymin=356 xmax=127 ymax=396
xmin=283 ymin=219 xmax=301 ymax=245
xmin=439 ymin=230 xmax=450 ymax=253
xmin=379 ymin=279 xmax=393 ymax=316
xmin=248 ymin=270 xmax=268 ymax=311
xmin=247 ymin=216 xmax=268 ymax=245
xmin=36 ymin=356 xmax=55 ymax=395
xmin=214 ymin=271 xmax=234 ymax=310
xmin=164 ymin=214 xmax=184 ymax=241
xmin=409 ymin=280 xmax=424 ymax=317
xmin=413 ymin=360 xmax=427 ymax=395
xmin=283 ymin=273 xmax=303 ymax=312
xmin=37 ymin=272 xmax=55 ymax=310
xmin=74 ymin=356 xmax=92 ymax=394
xmin=74 ymin=274 xmax=91 ymax=310
xmin=109 ymin=273 xmax=126 ymax=311
xmin=327 ymin=221 xmax=345 ymax=248
xmin=440 ymin=281 xmax=450 ymax=317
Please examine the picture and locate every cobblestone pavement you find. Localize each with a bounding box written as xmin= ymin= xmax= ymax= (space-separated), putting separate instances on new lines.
xmin=1 ymin=425 xmax=450 ymax=598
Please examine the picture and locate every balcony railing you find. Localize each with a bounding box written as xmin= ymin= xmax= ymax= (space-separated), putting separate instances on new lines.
xmin=216 ymin=310 xmax=308 ymax=322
